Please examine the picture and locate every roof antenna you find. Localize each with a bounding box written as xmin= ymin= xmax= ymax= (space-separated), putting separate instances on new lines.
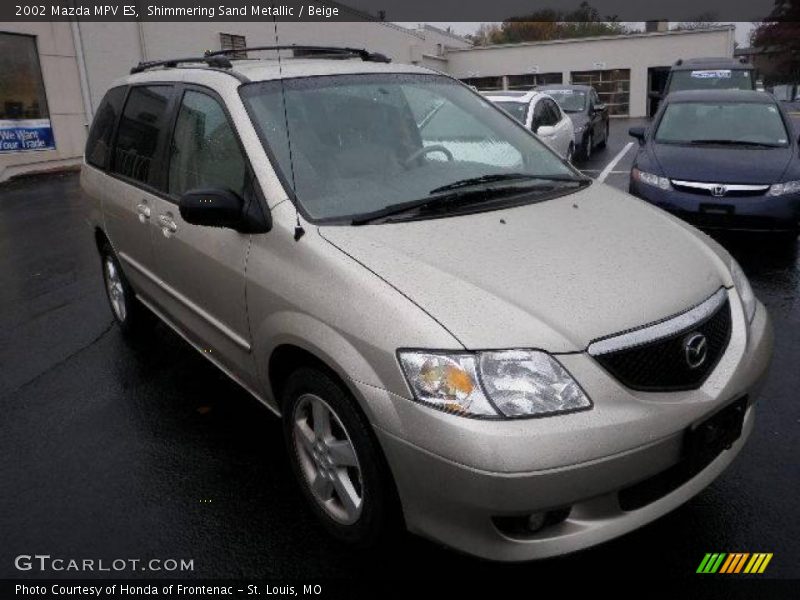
xmin=272 ymin=16 xmax=305 ymax=242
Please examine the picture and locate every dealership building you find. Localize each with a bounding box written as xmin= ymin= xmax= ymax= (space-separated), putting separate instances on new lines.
xmin=0 ymin=20 xmax=734 ymax=181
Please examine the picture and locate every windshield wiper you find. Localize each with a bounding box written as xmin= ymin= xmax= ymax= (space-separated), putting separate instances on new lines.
xmin=688 ymin=139 xmax=781 ymax=148
xmin=351 ymin=177 xmax=588 ymax=225
xmin=429 ymin=173 xmax=583 ymax=194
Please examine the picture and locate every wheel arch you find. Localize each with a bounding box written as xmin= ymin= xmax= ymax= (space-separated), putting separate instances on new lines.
xmin=256 ymin=311 xmax=394 ymax=421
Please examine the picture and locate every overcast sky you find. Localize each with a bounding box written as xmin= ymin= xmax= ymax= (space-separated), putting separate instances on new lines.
xmin=404 ymin=22 xmax=756 ymax=46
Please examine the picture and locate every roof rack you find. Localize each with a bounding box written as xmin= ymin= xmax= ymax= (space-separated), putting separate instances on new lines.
xmin=204 ymin=45 xmax=391 ymax=63
xmin=130 ymin=55 xmax=232 ymax=74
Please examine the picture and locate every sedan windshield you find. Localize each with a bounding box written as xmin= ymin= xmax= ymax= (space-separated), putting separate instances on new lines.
xmin=544 ymin=89 xmax=587 ymax=112
xmin=668 ymin=69 xmax=754 ymax=92
xmin=655 ymin=101 xmax=789 ymax=147
xmin=240 ymin=73 xmax=578 ymax=222
xmin=490 ymin=100 xmax=529 ymax=123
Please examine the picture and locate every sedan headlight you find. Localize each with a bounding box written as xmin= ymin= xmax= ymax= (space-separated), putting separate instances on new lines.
xmin=632 ymin=167 xmax=671 ymax=190
xmin=573 ymin=124 xmax=586 ymax=134
xmin=730 ymin=258 xmax=756 ymax=323
xmin=398 ymin=350 xmax=591 ymax=419
xmin=768 ymin=180 xmax=800 ymax=196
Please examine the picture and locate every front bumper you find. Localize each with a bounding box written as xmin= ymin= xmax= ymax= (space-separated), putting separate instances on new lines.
xmin=629 ymin=179 xmax=800 ymax=232
xmin=357 ymin=295 xmax=773 ymax=561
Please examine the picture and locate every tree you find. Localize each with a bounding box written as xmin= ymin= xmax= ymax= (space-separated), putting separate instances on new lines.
xmin=750 ymin=1 xmax=800 ymax=84
xmin=465 ymin=2 xmax=633 ymax=46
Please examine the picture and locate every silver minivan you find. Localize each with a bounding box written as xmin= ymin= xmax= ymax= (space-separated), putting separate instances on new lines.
xmin=81 ymin=47 xmax=773 ymax=561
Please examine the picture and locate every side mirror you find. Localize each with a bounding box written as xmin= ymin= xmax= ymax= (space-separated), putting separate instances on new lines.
xmin=179 ymin=188 xmax=244 ymax=230
xmin=629 ymin=126 xmax=647 ymax=144
xmin=593 ymin=103 xmax=606 ymax=113
xmin=536 ymin=125 xmax=556 ymax=137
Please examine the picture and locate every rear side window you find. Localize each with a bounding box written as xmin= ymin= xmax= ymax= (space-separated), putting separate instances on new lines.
xmin=111 ymin=85 xmax=173 ymax=185
xmin=168 ymin=90 xmax=247 ymax=197
xmin=85 ymin=86 xmax=126 ymax=169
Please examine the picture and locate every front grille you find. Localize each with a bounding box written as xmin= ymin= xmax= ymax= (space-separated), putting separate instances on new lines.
xmin=591 ymin=294 xmax=732 ymax=391
xmin=671 ymin=182 xmax=766 ymax=198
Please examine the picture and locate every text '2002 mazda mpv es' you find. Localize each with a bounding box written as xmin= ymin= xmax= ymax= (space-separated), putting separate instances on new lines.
xmin=81 ymin=46 xmax=773 ymax=561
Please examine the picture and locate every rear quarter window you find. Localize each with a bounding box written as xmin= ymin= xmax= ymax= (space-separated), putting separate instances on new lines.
xmin=85 ymin=86 xmax=127 ymax=169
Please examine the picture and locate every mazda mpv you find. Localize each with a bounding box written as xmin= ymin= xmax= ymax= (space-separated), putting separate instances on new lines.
xmin=81 ymin=46 xmax=773 ymax=561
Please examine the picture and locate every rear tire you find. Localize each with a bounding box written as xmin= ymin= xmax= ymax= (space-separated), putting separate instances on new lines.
xmin=100 ymin=242 xmax=150 ymax=337
xmin=281 ymin=367 xmax=401 ymax=547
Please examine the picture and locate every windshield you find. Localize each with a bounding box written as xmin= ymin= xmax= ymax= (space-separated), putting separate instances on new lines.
xmin=490 ymin=100 xmax=529 ymax=123
xmin=668 ymin=69 xmax=754 ymax=92
xmin=543 ymin=89 xmax=587 ymax=112
xmin=655 ymin=101 xmax=789 ymax=147
xmin=240 ymin=73 xmax=577 ymax=222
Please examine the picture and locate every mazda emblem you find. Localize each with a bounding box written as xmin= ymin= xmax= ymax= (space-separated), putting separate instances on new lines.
xmin=684 ymin=332 xmax=708 ymax=369
xmin=711 ymin=185 xmax=727 ymax=197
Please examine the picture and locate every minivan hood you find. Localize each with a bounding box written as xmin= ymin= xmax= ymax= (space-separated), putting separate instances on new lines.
xmin=319 ymin=184 xmax=727 ymax=352
xmin=652 ymin=143 xmax=792 ymax=184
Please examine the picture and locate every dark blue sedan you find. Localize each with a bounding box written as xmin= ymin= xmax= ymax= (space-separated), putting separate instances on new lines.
xmin=628 ymin=90 xmax=800 ymax=237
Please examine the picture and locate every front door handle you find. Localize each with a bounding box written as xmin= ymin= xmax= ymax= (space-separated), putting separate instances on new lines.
xmin=158 ymin=214 xmax=177 ymax=237
xmin=136 ymin=202 xmax=151 ymax=223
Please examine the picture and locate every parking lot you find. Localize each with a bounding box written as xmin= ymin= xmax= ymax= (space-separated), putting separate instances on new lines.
xmin=1 ymin=117 xmax=798 ymax=579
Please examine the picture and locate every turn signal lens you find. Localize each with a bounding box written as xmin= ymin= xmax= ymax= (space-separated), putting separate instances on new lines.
xmin=399 ymin=353 xmax=496 ymax=416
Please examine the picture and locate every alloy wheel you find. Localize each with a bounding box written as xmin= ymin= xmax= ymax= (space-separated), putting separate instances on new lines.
xmin=104 ymin=257 xmax=127 ymax=322
xmin=292 ymin=393 xmax=364 ymax=525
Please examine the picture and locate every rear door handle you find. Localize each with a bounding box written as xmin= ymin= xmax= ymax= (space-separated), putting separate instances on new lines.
xmin=136 ymin=202 xmax=151 ymax=223
xmin=158 ymin=214 xmax=177 ymax=237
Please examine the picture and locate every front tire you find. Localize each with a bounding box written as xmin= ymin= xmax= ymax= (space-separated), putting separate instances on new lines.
xmin=598 ymin=123 xmax=609 ymax=149
xmin=583 ymin=132 xmax=593 ymax=161
xmin=566 ymin=142 xmax=575 ymax=164
xmin=281 ymin=367 xmax=400 ymax=547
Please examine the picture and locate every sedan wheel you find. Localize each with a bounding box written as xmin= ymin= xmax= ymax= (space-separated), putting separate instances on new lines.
xmin=584 ymin=133 xmax=593 ymax=161
xmin=598 ymin=123 xmax=609 ymax=149
xmin=292 ymin=393 xmax=364 ymax=525
xmin=566 ymin=143 xmax=575 ymax=164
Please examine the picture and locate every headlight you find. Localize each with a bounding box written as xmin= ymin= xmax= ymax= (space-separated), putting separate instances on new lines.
xmin=768 ymin=180 xmax=800 ymax=196
xmin=730 ymin=258 xmax=756 ymax=323
xmin=398 ymin=350 xmax=591 ymax=419
xmin=573 ymin=125 xmax=586 ymax=134
xmin=632 ymin=167 xmax=671 ymax=190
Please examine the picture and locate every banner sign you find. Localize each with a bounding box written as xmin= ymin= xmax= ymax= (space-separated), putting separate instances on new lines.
xmin=0 ymin=119 xmax=56 ymax=153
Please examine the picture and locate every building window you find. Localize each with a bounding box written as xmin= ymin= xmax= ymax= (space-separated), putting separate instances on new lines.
xmin=0 ymin=32 xmax=55 ymax=153
xmin=570 ymin=69 xmax=631 ymax=116
xmin=460 ymin=76 xmax=503 ymax=91
xmin=507 ymin=72 xmax=563 ymax=90
xmin=219 ymin=33 xmax=247 ymax=59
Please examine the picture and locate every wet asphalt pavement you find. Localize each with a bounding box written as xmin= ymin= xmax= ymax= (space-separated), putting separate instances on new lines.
xmin=1 ymin=118 xmax=799 ymax=581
